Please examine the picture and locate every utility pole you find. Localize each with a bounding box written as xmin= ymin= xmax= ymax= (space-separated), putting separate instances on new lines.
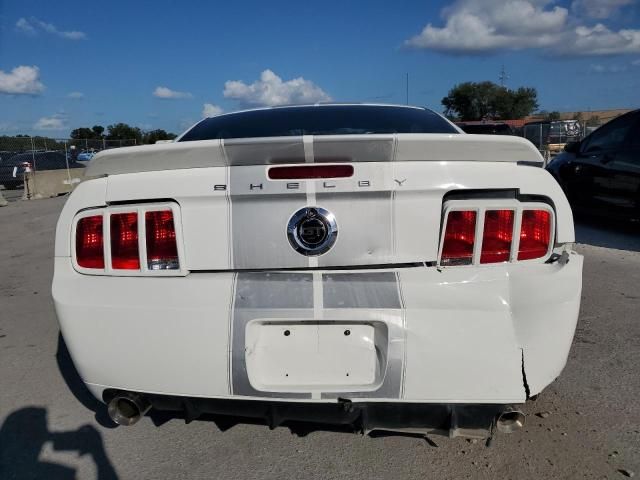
xmin=499 ymin=65 xmax=509 ymax=88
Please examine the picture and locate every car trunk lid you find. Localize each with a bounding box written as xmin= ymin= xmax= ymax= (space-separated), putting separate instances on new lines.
xmin=102 ymin=134 xmax=546 ymax=271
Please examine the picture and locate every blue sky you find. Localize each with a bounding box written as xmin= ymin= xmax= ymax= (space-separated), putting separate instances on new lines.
xmin=1 ymin=0 xmax=639 ymax=136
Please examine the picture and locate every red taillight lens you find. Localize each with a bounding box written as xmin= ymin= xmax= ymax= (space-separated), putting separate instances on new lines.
xmin=480 ymin=210 xmax=515 ymax=264
xmin=110 ymin=213 xmax=140 ymax=270
xmin=76 ymin=215 xmax=104 ymax=269
xmin=518 ymin=210 xmax=551 ymax=260
xmin=268 ymin=164 xmax=354 ymax=180
xmin=441 ymin=210 xmax=477 ymax=266
xmin=145 ymin=210 xmax=179 ymax=270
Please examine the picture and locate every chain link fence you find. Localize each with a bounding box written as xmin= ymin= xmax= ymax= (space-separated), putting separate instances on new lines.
xmin=0 ymin=136 xmax=137 ymax=202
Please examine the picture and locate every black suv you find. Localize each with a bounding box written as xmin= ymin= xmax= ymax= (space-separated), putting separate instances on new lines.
xmin=546 ymin=109 xmax=640 ymax=221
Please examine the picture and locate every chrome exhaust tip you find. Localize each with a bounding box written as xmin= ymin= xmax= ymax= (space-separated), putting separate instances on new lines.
xmin=496 ymin=409 xmax=525 ymax=434
xmin=107 ymin=392 xmax=151 ymax=426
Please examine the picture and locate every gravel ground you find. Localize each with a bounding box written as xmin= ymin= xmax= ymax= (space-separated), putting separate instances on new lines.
xmin=1 ymin=196 xmax=639 ymax=480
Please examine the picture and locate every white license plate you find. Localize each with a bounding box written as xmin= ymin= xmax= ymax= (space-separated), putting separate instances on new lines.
xmin=245 ymin=322 xmax=379 ymax=391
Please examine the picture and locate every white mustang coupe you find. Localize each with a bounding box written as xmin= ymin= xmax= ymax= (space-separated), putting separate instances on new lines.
xmin=53 ymin=104 xmax=583 ymax=440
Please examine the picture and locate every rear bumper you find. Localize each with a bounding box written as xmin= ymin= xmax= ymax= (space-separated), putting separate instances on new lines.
xmin=52 ymin=252 xmax=583 ymax=406
xmin=103 ymin=391 xmax=511 ymax=438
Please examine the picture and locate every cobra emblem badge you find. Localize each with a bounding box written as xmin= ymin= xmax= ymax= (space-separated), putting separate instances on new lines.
xmin=287 ymin=207 xmax=338 ymax=256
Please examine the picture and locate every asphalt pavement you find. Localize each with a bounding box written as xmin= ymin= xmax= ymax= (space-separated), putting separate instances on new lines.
xmin=1 ymin=196 xmax=639 ymax=480
xmin=0 ymin=186 xmax=23 ymax=203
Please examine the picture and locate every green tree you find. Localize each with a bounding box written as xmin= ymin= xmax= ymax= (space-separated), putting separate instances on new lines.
xmin=70 ymin=127 xmax=95 ymax=139
xmin=106 ymin=123 xmax=142 ymax=143
xmin=142 ymin=129 xmax=177 ymax=144
xmin=70 ymin=126 xmax=106 ymax=139
xmin=442 ymin=82 xmax=538 ymax=120
xmin=68 ymin=123 xmax=176 ymax=144
xmin=0 ymin=135 xmax=33 ymax=151
xmin=91 ymin=125 xmax=105 ymax=137
xmin=442 ymin=81 xmax=496 ymax=121
xmin=509 ymin=87 xmax=539 ymax=119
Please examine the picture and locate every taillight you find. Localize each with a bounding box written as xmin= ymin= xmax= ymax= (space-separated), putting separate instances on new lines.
xmin=110 ymin=213 xmax=140 ymax=270
xmin=480 ymin=210 xmax=514 ymax=264
xmin=145 ymin=210 xmax=179 ymax=270
xmin=441 ymin=210 xmax=477 ymax=266
xmin=76 ymin=215 xmax=104 ymax=269
xmin=518 ymin=210 xmax=551 ymax=260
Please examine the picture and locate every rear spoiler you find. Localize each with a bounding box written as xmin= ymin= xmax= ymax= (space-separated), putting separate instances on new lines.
xmin=86 ymin=134 xmax=543 ymax=177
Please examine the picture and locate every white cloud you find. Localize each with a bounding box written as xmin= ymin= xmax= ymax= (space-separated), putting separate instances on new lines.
xmin=223 ymin=69 xmax=332 ymax=107
xmin=34 ymin=115 xmax=67 ymax=131
xmin=563 ymin=24 xmax=640 ymax=55
xmin=571 ymin=0 xmax=633 ymax=19
xmin=15 ymin=17 xmax=36 ymax=35
xmin=589 ymin=63 xmax=628 ymax=73
xmin=0 ymin=66 xmax=45 ymax=95
xmin=16 ymin=17 xmax=86 ymax=40
xmin=406 ymin=0 xmax=640 ymax=56
xmin=202 ymin=103 xmax=224 ymax=117
xmin=153 ymin=86 xmax=193 ymax=99
xmin=67 ymin=91 xmax=84 ymax=99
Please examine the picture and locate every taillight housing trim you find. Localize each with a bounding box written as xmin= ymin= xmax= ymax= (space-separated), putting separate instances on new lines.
xmin=438 ymin=200 xmax=555 ymax=267
xmin=71 ymin=202 xmax=186 ymax=276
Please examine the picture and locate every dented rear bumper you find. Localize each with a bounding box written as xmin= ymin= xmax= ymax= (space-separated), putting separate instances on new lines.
xmin=52 ymin=251 xmax=583 ymax=406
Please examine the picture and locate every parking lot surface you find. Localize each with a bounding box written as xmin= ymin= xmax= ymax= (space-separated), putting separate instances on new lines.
xmin=0 ymin=186 xmax=23 ymax=203
xmin=1 ymin=196 xmax=639 ymax=479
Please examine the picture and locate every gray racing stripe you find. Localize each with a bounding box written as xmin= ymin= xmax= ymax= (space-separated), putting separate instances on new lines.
xmin=230 ymin=271 xmax=406 ymax=400
xmin=234 ymin=272 xmax=313 ymax=309
xmin=320 ymin=271 xmax=404 ymax=400
xmin=231 ymin=272 xmax=313 ymax=398
xmin=228 ymin=135 xmax=404 ymax=400
xmin=322 ymin=272 xmax=401 ymax=309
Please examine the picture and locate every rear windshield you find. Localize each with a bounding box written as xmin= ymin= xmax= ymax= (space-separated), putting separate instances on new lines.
xmin=179 ymin=105 xmax=458 ymax=141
